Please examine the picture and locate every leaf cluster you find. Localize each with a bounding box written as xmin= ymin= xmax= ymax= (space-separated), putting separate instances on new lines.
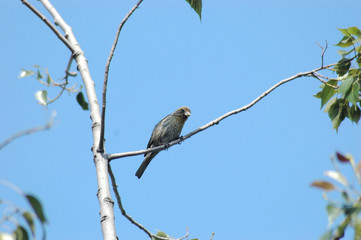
xmin=0 ymin=192 xmax=47 ymax=240
xmin=311 ymin=152 xmax=361 ymax=240
xmin=19 ymin=66 xmax=88 ymax=110
xmin=314 ymin=26 xmax=361 ymax=131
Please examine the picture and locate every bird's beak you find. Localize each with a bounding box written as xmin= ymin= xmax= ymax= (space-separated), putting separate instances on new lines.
xmin=185 ymin=111 xmax=191 ymax=117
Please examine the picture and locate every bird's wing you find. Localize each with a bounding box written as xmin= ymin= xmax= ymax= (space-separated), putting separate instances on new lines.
xmin=146 ymin=114 xmax=171 ymax=149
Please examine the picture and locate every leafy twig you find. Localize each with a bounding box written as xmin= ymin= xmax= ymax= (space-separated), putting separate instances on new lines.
xmin=47 ymin=54 xmax=74 ymax=104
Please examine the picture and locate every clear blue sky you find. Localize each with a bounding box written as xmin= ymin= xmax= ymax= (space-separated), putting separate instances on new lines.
xmin=1 ymin=0 xmax=361 ymax=239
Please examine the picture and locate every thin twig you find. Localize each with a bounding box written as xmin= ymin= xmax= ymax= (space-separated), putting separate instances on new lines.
xmin=20 ymin=0 xmax=75 ymax=52
xmin=108 ymin=164 xmax=189 ymax=240
xmin=316 ymin=40 xmax=328 ymax=68
xmin=47 ymin=54 xmax=73 ymax=104
xmin=210 ymin=232 xmax=215 ymax=240
xmin=98 ymin=0 xmax=144 ymax=153
xmin=108 ymin=164 xmax=153 ymax=238
xmin=0 ymin=113 xmax=56 ymax=151
xmin=108 ymin=63 xmax=337 ymax=161
xmin=312 ymin=72 xmax=338 ymax=81
xmin=309 ymin=72 xmax=339 ymax=89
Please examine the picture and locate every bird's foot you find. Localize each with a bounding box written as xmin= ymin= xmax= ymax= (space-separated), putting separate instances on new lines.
xmin=177 ymin=136 xmax=184 ymax=144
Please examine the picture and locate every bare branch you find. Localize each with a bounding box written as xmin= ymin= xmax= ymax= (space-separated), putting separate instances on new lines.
xmin=108 ymin=63 xmax=337 ymax=161
xmin=310 ymin=72 xmax=339 ymax=89
xmin=108 ymin=164 xmax=189 ymax=240
xmin=98 ymin=0 xmax=144 ymax=153
xmin=316 ymin=40 xmax=328 ymax=68
xmin=21 ymin=0 xmax=75 ymax=52
xmin=0 ymin=112 xmax=55 ymax=151
xmin=108 ymin=164 xmax=152 ymax=238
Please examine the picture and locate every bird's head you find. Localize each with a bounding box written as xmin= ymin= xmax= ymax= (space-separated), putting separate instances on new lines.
xmin=173 ymin=106 xmax=191 ymax=120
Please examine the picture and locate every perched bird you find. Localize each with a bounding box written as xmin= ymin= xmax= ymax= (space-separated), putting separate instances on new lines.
xmin=135 ymin=106 xmax=191 ymax=178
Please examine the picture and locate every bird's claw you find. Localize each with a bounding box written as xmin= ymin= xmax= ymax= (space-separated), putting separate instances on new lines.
xmin=178 ymin=136 xmax=184 ymax=144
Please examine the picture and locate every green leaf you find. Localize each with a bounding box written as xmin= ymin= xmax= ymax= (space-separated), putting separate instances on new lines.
xmin=338 ymin=28 xmax=351 ymax=36
xmin=25 ymin=194 xmax=47 ymax=223
xmin=338 ymin=76 xmax=355 ymax=98
xmin=337 ymin=50 xmax=348 ymax=58
xmin=76 ymin=92 xmax=89 ymax=110
xmin=314 ymin=90 xmax=322 ymax=99
xmin=353 ymin=219 xmax=361 ymax=240
xmin=34 ymin=90 xmax=48 ymax=106
xmin=319 ymin=230 xmax=332 ymax=240
xmin=185 ymin=0 xmax=202 ymax=20
xmin=335 ymin=36 xmax=354 ymax=48
xmin=346 ymin=82 xmax=360 ymax=105
xmin=337 ymin=49 xmax=354 ymax=58
xmin=324 ymin=97 xmax=337 ymax=113
xmin=22 ymin=212 xmax=35 ymax=236
xmin=36 ymin=69 xmax=43 ymax=80
xmin=334 ymin=58 xmax=351 ymax=76
xmin=320 ymin=80 xmax=338 ymax=108
xmin=153 ymin=231 xmax=168 ymax=240
xmin=349 ymin=105 xmax=361 ymax=123
xmin=13 ymin=225 xmax=29 ymax=240
xmin=357 ymin=56 xmax=361 ymax=68
xmin=19 ymin=69 xmax=35 ymax=79
xmin=46 ymin=73 xmax=52 ymax=85
xmin=341 ymin=191 xmax=350 ymax=202
xmin=326 ymin=204 xmax=343 ymax=227
xmin=348 ymin=26 xmax=361 ymax=36
xmin=327 ymin=99 xmax=346 ymax=131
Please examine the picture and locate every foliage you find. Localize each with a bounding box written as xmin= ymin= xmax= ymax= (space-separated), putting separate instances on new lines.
xmin=311 ymin=152 xmax=361 ymax=240
xmin=185 ymin=0 xmax=202 ymax=20
xmin=19 ymin=65 xmax=88 ymax=110
xmin=314 ymin=26 xmax=361 ymax=131
xmin=0 ymin=184 xmax=47 ymax=240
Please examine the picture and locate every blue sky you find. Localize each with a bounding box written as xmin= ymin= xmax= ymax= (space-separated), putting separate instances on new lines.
xmin=1 ymin=0 xmax=361 ymax=239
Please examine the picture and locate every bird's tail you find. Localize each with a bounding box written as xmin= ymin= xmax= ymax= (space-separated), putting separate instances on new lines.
xmin=135 ymin=152 xmax=156 ymax=179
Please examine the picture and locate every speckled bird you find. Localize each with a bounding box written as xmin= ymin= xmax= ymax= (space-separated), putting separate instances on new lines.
xmin=135 ymin=106 xmax=191 ymax=178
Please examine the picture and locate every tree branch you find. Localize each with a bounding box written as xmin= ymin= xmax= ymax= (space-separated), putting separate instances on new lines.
xmin=21 ymin=0 xmax=75 ymax=52
xmin=108 ymin=164 xmax=189 ymax=240
xmin=0 ymin=113 xmax=55 ymax=151
xmin=310 ymin=72 xmax=339 ymax=89
xmin=108 ymin=63 xmax=337 ymax=161
xmin=22 ymin=1 xmax=116 ymax=239
xmin=316 ymin=40 xmax=328 ymax=68
xmin=108 ymin=164 xmax=152 ymax=238
xmin=98 ymin=0 xmax=144 ymax=153
xmin=47 ymin=54 xmax=74 ymax=104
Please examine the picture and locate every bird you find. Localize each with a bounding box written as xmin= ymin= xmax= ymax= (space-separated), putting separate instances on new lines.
xmin=135 ymin=106 xmax=191 ymax=178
